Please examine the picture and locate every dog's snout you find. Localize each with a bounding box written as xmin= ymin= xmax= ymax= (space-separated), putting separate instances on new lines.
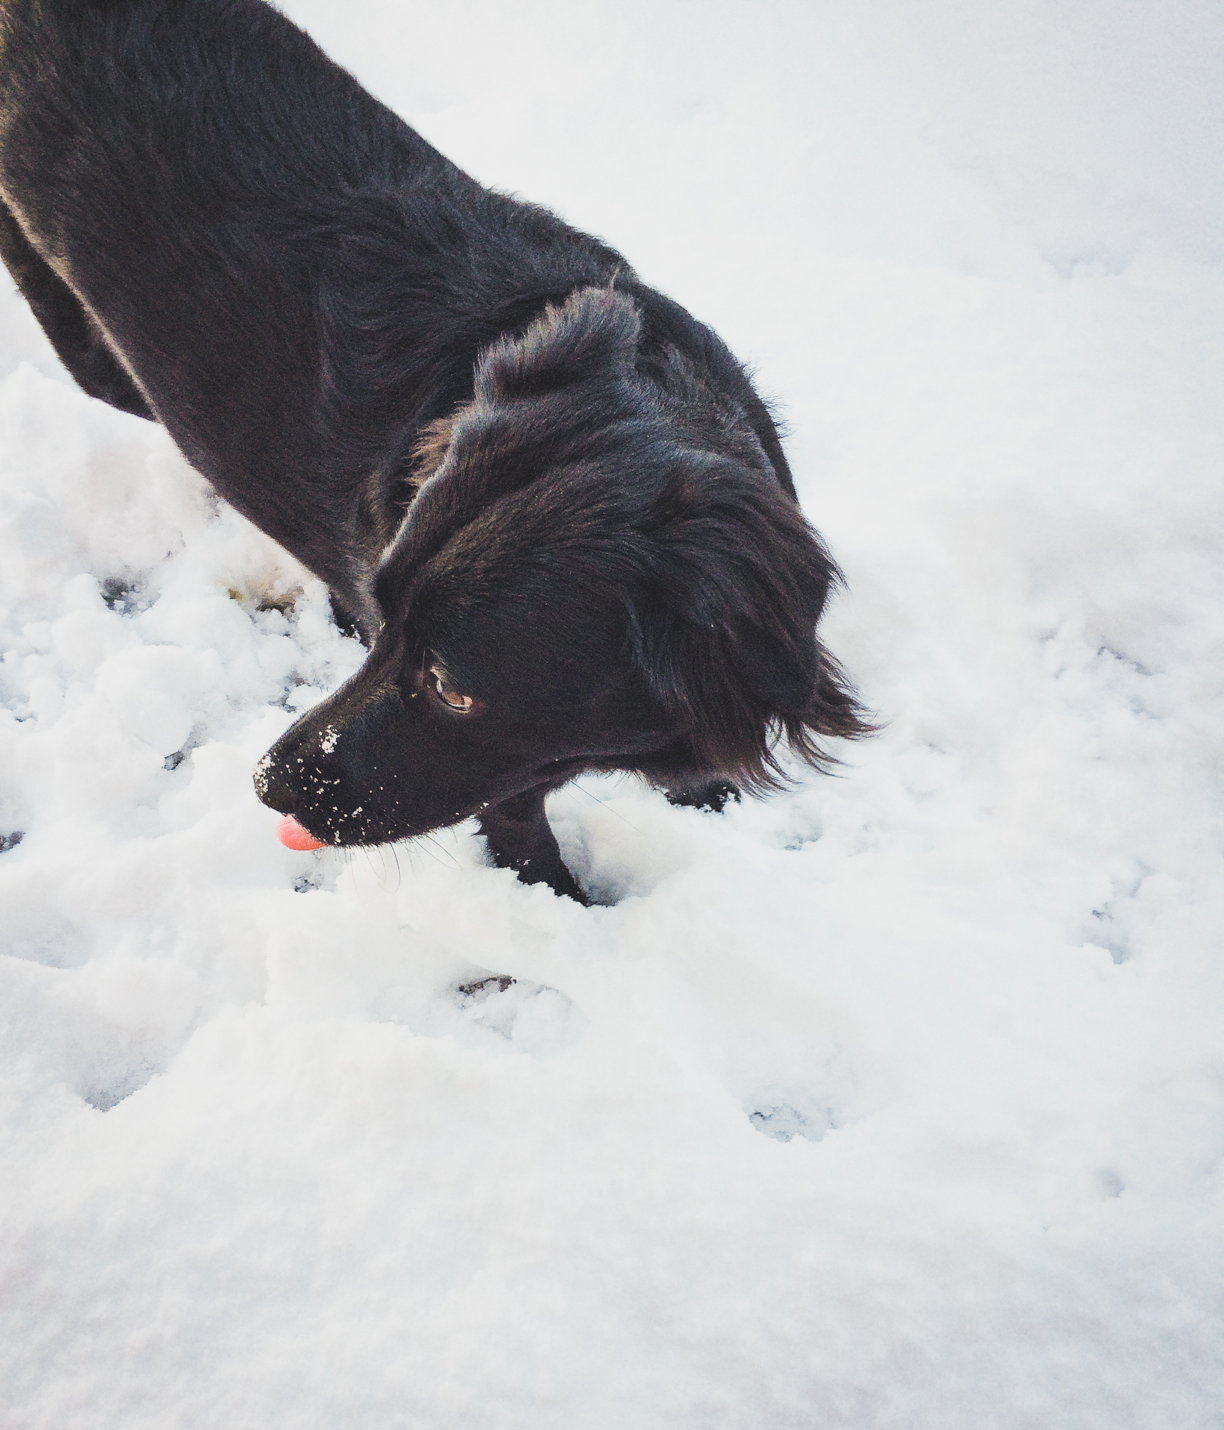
xmin=252 ymin=712 xmax=338 ymax=817
xmin=252 ymin=747 xmax=297 ymax=815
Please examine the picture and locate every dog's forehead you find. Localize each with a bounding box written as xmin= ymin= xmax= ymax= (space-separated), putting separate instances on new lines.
xmin=376 ymin=442 xmax=648 ymax=619
xmin=375 ymin=494 xmax=632 ymax=694
xmin=428 ymin=507 xmax=629 ymax=635
xmin=407 ymin=557 xmax=637 ymax=710
xmin=377 ymin=409 xmax=630 ymax=604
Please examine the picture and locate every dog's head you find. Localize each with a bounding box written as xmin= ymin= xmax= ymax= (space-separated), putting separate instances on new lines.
xmin=255 ymin=288 xmax=868 ymax=845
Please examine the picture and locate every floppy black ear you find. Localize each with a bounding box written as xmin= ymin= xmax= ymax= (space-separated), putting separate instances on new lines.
xmin=383 ymin=287 xmax=646 ymax=607
xmin=627 ymin=456 xmax=871 ymax=787
xmin=474 ymin=287 xmax=641 ymax=403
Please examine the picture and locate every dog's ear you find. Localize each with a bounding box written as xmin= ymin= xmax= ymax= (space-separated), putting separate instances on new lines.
xmin=627 ymin=456 xmax=872 ymax=786
xmin=385 ymin=288 xmax=645 ymax=608
xmin=474 ymin=287 xmax=641 ymax=404
xmin=413 ymin=287 xmax=643 ymax=488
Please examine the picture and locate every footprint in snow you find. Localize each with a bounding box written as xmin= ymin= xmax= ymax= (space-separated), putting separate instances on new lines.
xmin=442 ymin=973 xmax=587 ymax=1058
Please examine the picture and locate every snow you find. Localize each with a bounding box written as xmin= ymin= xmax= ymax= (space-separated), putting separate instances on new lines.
xmin=2 ymin=2 xmax=1222 ymax=1425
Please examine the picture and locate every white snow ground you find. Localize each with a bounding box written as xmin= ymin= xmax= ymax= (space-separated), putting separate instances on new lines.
xmin=2 ymin=1 xmax=1222 ymax=1425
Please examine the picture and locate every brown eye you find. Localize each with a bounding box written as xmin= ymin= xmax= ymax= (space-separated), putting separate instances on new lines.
xmin=428 ymin=663 xmax=475 ymax=713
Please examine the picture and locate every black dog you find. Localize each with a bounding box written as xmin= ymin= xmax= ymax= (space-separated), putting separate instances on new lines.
xmin=0 ymin=0 xmax=868 ymax=901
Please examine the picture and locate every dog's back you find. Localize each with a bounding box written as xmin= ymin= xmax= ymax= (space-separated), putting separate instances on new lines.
xmin=1 ymin=0 xmax=487 ymax=621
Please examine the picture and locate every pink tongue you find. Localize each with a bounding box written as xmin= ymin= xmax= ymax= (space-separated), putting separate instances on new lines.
xmin=276 ymin=814 xmax=326 ymax=852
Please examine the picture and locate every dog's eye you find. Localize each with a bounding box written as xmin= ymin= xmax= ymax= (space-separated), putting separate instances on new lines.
xmin=428 ymin=664 xmax=475 ymax=713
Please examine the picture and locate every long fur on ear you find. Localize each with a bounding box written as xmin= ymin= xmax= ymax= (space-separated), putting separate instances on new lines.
xmin=383 ymin=287 xmax=648 ymax=607
xmin=474 ymin=287 xmax=642 ymax=403
xmin=412 ymin=287 xmax=644 ymax=486
xmin=398 ymin=288 xmax=646 ymax=553
xmin=626 ymin=454 xmax=872 ymax=788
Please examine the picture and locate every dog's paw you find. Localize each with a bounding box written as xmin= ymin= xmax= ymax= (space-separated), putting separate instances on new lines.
xmin=491 ymin=853 xmax=588 ymax=904
xmin=531 ymin=861 xmax=589 ymax=906
xmin=663 ymin=779 xmax=742 ymax=814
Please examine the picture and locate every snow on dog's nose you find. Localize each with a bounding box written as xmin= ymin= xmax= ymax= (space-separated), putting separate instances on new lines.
xmin=276 ymin=814 xmax=326 ymax=851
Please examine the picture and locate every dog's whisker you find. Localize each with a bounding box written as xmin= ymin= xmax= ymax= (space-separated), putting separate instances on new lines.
xmin=417 ymin=832 xmax=460 ymax=869
xmin=571 ymin=780 xmax=645 ymax=836
xmin=360 ymin=845 xmax=387 ymax=889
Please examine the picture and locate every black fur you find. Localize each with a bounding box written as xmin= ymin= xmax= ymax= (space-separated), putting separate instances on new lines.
xmin=0 ymin=0 xmax=870 ymax=900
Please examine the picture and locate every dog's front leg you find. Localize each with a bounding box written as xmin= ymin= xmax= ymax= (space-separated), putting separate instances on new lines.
xmin=477 ymin=788 xmax=587 ymax=904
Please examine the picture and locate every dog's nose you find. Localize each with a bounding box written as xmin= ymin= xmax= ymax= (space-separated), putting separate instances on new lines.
xmin=253 ymin=750 xmax=295 ymax=813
